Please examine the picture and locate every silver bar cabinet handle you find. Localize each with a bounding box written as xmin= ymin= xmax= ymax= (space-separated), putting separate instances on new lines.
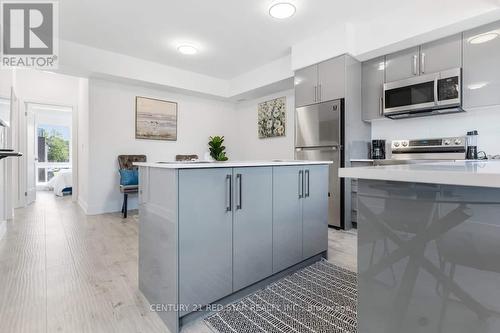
xmin=226 ymin=174 xmax=232 ymax=212
xmin=318 ymin=84 xmax=322 ymax=101
xmin=298 ymin=170 xmax=304 ymax=198
xmin=413 ymin=55 xmax=418 ymax=75
xmin=314 ymin=86 xmax=317 ymax=102
xmin=236 ymin=174 xmax=242 ymax=210
xmin=379 ymin=97 xmax=384 ymax=116
xmin=421 ymin=52 xmax=426 ymax=74
xmin=305 ymin=170 xmax=310 ymax=198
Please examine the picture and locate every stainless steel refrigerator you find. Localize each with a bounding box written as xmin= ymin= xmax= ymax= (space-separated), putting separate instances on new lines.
xmin=295 ymin=99 xmax=344 ymax=228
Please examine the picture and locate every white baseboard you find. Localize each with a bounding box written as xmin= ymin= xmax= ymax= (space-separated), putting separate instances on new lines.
xmin=84 ymin=197 xmax=138 ymax=215
xmin=77 ymin=198 xmax=89 ymax=215
xmin=0 ymin=220 xmax=6 ymax=241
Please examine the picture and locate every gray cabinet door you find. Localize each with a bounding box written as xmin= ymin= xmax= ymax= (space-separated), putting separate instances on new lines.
xmin=233 ymin=167 xmax=273 ymax=291
xmin=295 ymin=64 xmax=318 ymax=108
xmin=178 ymin=168 xmax=233 ymax=311
xmin=385 ymin=47 xmax=420 ymax=82
xmin=272 ymin=166 xmax=303 ymax=273
xmin=420 ymin=34 xmax=462 ymax=74
xmin=362 ymin=57 xmax=385 ymax=121
xmin=463 ymin=21 xmax=500 ymax=109
xmin=302 ymin=165 xmax=329 ymax=259
xmin=318 ymin=56 xmax=346 ymax=102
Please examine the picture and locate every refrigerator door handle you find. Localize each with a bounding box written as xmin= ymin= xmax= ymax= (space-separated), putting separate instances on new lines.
xmin=296 ymin=146 xmax=341 ymax=151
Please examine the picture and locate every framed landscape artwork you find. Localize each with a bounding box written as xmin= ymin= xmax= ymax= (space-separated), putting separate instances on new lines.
xmin=258 ymin=96 xmax=286 ymax=139
xmin=135 ymin=96 xmax=177 ymax=141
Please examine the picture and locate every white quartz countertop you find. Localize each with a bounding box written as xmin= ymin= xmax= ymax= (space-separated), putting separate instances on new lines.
xmin=134 ymin=160 xmax=333 ymax=169
xmin=339 ymin=160 xmax=500 ymax=188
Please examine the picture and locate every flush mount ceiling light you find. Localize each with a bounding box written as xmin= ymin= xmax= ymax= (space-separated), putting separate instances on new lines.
xmin=177 ymin=44 xmax=198 ymax=55
xmin=468 ymin=31 xmax=499 ymax=44
xmin=269 ymin=2 xmax=296 ymax=19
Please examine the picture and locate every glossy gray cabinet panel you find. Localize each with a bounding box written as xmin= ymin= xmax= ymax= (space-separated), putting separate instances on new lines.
xmin=233 ymin=167 xmax=273 ymax=291
xmin=302 ymin=165 xmax=329 ymax=259
xmin=358 ymin=179 xmax=500 ymax=333
xmin=362 ymin=57 xmax=385 ymax=121
xmin=272 ymin=166 xmax=303 ymax=273
xmin=295 ymin=64 xmax=318 ymax=107
xmin=318 ymin=56 xmax=346 ymax=102
xmin=385 ymin=47 xmax=420 ymax=82
xmin=463 ymin=21 xmax=500 ymax=109
xmin=420 ymin=34 xmax=462 ymax=74
xmin=178 ymin=168 xmax=233 ymax=312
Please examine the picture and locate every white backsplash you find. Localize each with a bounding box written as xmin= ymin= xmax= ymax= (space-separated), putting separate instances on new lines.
xmin=371 ymin=106 xmax=500 ymax=157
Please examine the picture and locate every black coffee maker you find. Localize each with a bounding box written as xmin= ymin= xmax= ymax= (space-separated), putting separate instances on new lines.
xmin=371 ymin=140 xmax=386 ymax=160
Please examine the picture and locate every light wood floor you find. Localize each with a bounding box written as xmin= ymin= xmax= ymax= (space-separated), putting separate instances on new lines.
xmin=0 ymin=192 xmax=357 ymax=333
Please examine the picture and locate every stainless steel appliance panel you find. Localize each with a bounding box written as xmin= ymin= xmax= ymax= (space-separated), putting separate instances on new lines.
xmin=295 ymin=100 xmax=341 ymax=147
xmin=383 ymin=68 xmax=462 ymax=118
xmin=295 ymin=147 xmax=342 ymax=228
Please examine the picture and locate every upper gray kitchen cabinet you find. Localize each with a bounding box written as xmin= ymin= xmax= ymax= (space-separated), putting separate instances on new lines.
xmin=362 ymin=57 xmax=385 ymax=121
xmin=232 ymin=167 xmax=273 ymax=291
xmin=295 ymin=64 xmax=318 ymax=108
xmin=419 ymin=34 xmax=462 ymax=74
xmin=463 ymin=21 xmax=500 ymax=109
xmin=318 ymin=56 xmax=346 ymax=102
xmin=385 ymin=47 xmax=420 ymax=82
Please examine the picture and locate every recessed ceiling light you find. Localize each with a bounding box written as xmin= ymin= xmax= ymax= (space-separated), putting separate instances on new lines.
xmin=468 ymin=32 xmax=499 ymax=44
xmin=177 ymin=45 xmax=198 ymax=55
xmin=269 ymin=3 xmax=296 ymax=19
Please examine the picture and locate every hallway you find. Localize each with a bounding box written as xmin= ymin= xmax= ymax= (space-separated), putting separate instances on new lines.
xmin=0 ymin=192 xmax=166 ymax=332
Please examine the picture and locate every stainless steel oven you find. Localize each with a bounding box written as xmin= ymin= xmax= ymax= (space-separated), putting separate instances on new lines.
xmin=383 ymin=68 xmax=463 ymax=119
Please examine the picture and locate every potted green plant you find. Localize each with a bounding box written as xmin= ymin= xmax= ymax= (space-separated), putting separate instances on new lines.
xmin=208 ymin=136 xmax=229 ymax=161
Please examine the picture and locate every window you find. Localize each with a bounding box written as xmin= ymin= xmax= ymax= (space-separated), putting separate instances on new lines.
xmin=36 ymin=123 xmax=71 ymax=185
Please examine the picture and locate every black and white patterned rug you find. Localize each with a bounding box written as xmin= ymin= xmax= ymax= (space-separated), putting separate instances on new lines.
xmin=204 ymin=260 xmax=357 ymax=333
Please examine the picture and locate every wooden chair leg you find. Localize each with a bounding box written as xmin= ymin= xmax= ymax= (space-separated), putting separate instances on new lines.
xmin=123 ymin=193 xmax=128 ymax=218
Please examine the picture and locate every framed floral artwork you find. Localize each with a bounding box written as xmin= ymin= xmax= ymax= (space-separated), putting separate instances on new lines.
xmin=258 ymin=96 xmax=286 ymax=139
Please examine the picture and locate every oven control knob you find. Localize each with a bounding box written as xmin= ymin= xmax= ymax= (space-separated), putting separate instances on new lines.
xmin=444 ymin=140 xmax=451 ymax=145
xmin=402 ymin=142 xmax=408 ymax=147
xmin=394 ymin=142 xmax=400 ymax=147
xmin=454 ymin=139 xmax=462 ymax=145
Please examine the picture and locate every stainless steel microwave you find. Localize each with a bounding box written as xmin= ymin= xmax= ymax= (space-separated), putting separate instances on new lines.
xmin=383 ymin=68 xmax=463 ymax=119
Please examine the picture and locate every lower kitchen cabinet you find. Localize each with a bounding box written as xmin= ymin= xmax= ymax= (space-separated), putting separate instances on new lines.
xmin=272 ymin=166 xmax=303 ymax=273
xmin=233 ymin=167 xmax=273 ymax=291
xmin=178 ymin=168 xmax=233 ymax=312
xmin=273 ymin=165 xmax=329 ymax=272
xmin=139 ymin=162 xmax=330 ymax=333
xmin=302 ymin=165 xmax=329 ymax=258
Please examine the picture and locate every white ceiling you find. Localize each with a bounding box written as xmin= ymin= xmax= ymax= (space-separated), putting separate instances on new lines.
xmin=60 ymin=0 xmax=500 ymax=80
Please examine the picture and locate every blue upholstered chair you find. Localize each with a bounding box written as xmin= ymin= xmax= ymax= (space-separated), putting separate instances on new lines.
xmin=118 ymin=155 xmax=146 ymax=218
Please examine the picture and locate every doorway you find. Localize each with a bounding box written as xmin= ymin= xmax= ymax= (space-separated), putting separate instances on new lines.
xmin=25 ymin=103 xmax=73 ymax=205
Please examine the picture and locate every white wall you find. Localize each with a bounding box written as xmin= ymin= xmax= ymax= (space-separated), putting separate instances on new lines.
xmin=371 ymin=106 xmax=500 ymax=156
xmin=85 ymin=79 xmax=238 ymax=214
xmin=232 ymin=90 xmax=295 ymax=161
xmin=77 ymin=78 xmax=89 ymax=212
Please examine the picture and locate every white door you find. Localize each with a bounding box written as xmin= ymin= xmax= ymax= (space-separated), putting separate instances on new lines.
xmin=26 ymin=109 xmax=36 ymax=205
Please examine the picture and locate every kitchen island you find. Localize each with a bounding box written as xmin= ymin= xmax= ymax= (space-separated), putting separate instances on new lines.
xmin=340 ymin=160 xmax=500 ymax=333
xmin=135 ymin=160 xmax=331 ymax=333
